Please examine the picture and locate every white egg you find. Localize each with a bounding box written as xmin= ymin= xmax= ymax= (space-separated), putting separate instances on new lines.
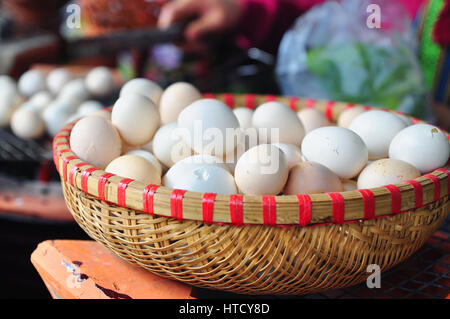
xmin=0 ymin=75 xmax=17 ymax=94
xmin=357 ymin=158 xmax=421 ymax=189
xmin=272 ymin=143 xmax=302 ymax=169
xmin=389 ymin=124 xmax=450 ymax=174
xmin=0 ymin=90 xmax=20 ymax=127
xmin=233 ymin=107 xmax=254 ymax=129
xmin=47 ymin=99 xmax=77 ymax=114
xmin=301 ymin=126 xmax=368 ymax=179
xmin=85 ymin=66 xmax=114 ymax=96
xmin=89 ymin=109 xmax=111 ymax=121
xmin=178 ymin=99 xmax=240 ymax=156
xmin=58 ymin=78 xmax=90 ymax=105
xmin=297 ymin=108 xmax=329 ymax=133
xmin=119 ymin=78 xmax=163 ymax=105
xmin=159 ymin=82 xmax=202 ymax=124
xmin=234 ymin=144 xmax=289 ymax=195
xmin=252 ymin=101 xmax=305 ymax=146
xmin=112 ymin=94 xmax=160 ymax=146
xmin=46 ymin=68 xmax=73 ymax=95
xmin=222 ymin=127 xmax=258 ymax=173
xmin=177 ymin=154 xmax=231 ymax=173
xmin=337 ymin=106 xmax=366 ymax=128
xmin=18 ymin=70 xmax=46 ymax=97
xmin=10 ymin=107 xmax=45 ymax=139
xmin=28 ymin=91 xmax=52 ymax=113
xmin=106 ymin=155 xmax=161 ymax=185
xmin=126 ymin=149 xmax=163 ymax=176
xmin=152 ymin=122 xmax=193 ymax=167
xmin=349 ymin=110 xmax=407 ymax=160
xmin=78 ymin=100 xmax=104 ymax=117
xmin=43 ymin=101 xmax=75 ymax=137
xmin=70 ymin=116 xmax=122 ymax=169
xmin=283 ymin=161 xmax=343 ymax=195
xmin=163 ymin=161 xmax=237 ymax=194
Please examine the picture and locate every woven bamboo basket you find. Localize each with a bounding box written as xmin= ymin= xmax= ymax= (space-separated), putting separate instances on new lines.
xmin=53 ymin=94 xmax=449 ymax=295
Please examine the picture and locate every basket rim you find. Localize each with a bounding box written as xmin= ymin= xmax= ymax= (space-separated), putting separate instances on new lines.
xmin=53 ymin=93 xmax=450 ymax=227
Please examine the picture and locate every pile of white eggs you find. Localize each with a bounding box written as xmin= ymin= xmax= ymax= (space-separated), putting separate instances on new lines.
xmin=68 ymin=77 xmax=450 ymax=196
xmin=0 ymin=66 xmax=115 ymax=139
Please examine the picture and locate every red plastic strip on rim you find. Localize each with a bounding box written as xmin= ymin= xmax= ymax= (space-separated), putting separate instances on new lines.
xmin=223 ymin=93 xmax=234 ymax=107
xmin=244 ymin=94 xmax=255 ymax=109
xmin=411 ymin=118 xmax=419 ymax=124
xmin=54 ymin=134 xmax=68 ymax=140
xmin=345 ymin=103 xmax=355 ymax=109
xmin=143 ymin=184 xmax=160 ymax=216
xmin=424 ymin=174 xmax=441 ymax=202
xmin=69 ymin=162 xmax=87 ymax=186
xmin=306 ymin=98 xmax=315 ymax=108
xmin=289 ymin=97 xmax=298 ymax=111
xmin=405 ymin=180 xmax=423 ymax=208
xmin=266 ymin=94 xmax=276 ymax=102
xmin=325 ymin=101 xmax=335 ymax=122
xmin=57 ymin=149 xmax=70 ymax=157
xmin=203 ymin=93 xmax=216 ymax=99
xmin=363 ymin=105 xmax=371 ymax=110
xmin=384 ymin=184 xmax=402 ymax=214
xmin=170 ymin=189 xmax=186 ymax=221
xmin=202 ymin=193 xmax=217 ymax=224
xmin=262 ymin=195 xmax=276 ymax=226
xmin=55 ymin=141 xmax=69 ymax=147
xmin=98 ymin=173 xmax=114 ymax=202
xmin=329 ymin=192 xmax=345 ymax=224
xmin=296 ymin=194 xmax=311 ymax=226
xmin=81 ymin=167 xmax=98 ymax=193
xmin=62 ymin=156 xmax=77 ymax=181
xmin=229 ymin=194 xmax=243 ymax=226
xmin=117 ymin=178 xmax=133 ymax=207
xmin=436 ymin=168 xmax=450 ymax=194
xmin=357 ymin=189 xmax=375 ymax=220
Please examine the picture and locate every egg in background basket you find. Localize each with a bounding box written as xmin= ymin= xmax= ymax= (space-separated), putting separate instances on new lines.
xmin=47 ymin=68 xmax=73 ymax=95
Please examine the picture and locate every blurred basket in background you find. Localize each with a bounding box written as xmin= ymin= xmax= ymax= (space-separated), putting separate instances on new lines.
xmin=53 ymin=94 xmax=450 ymax=295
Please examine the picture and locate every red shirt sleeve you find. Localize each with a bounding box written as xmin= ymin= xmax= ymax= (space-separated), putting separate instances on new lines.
xmin=235 ymin=0 xmax=325 ymax=54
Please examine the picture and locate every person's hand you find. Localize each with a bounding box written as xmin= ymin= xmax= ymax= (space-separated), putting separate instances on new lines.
xmin=158 ymin=0 xmax=243 ymax=48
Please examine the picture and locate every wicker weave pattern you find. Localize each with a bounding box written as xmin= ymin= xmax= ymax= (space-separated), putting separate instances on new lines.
xmin=55 ymin=94 xmax=450 ymax=295
xmin=63 ymin=181 xmax=448 ymax=295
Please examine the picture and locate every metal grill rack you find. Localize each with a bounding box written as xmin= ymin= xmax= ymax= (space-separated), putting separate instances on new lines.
xmin=0 ymin=128 xmax=52 ymax=162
